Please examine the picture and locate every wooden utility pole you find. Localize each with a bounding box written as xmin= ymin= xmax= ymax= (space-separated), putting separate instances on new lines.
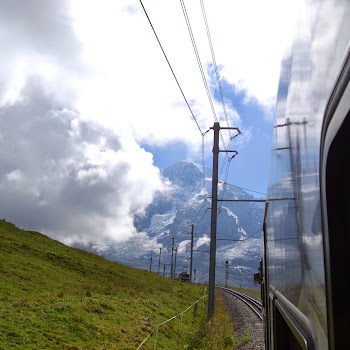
xmin=208 ymin=122 xmax=241 ymax=319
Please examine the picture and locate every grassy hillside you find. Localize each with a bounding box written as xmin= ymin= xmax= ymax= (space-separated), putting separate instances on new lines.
xmin=0 ymin=219 xmax=235 ymax=349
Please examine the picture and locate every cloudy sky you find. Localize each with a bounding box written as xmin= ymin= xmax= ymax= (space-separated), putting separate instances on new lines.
xmin=0 ymin=0 xmax=300 ymax=244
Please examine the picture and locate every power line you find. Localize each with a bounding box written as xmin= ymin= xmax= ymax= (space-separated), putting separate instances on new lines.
xmin=139 ymin=0 xmax=204 ymax=136
xmin=201 ymin=0 xmax=243 ymax=182
xmin=217 ymin=227 xmax=261 ymax=241
xmin=218 ymin=180 xmax=267 ymax=196
xmin=180 ymin=0 xmax=218 ymax=123
xmin=180 ymin=0 xmax=233 ymax=161
xmin=218 ymin=157 xmax=232 ymax=212
xmin=192 ymin=196 xmax=210 ymax=224
xmin=200 ymin=0 xmax=231 ymax=135
xmin=245 ymin=228 xmax=262 ymax=240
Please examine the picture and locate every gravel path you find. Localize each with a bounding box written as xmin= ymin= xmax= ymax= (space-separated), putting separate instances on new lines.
xmin=219 ymin=289 xmax=265 ymax=350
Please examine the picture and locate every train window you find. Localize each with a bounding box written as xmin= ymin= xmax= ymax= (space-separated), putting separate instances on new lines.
xmin=274 ymin=298 xmax=314 ymax=350
xmin=321 ymin=52 xmax=350 ymax=350
xmin=275 ymin=305 xmax=304 ymax=350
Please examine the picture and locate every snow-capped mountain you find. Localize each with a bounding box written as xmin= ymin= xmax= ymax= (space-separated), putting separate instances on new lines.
xmin=75 ymin=160 xmax=265 ymax=288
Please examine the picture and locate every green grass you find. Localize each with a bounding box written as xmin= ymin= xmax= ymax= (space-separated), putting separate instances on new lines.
xmin=0 ymin=219 xmax=238 ymax=349
xmin=183 ymin=291 xmax=236 ymax=350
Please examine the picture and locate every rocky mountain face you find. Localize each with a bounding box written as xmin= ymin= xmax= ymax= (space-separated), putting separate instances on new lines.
xmin=75 ymin=160 xmax=265 ymax=289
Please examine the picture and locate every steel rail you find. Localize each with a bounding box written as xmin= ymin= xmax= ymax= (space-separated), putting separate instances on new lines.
xmin=218 ymin=286 xmax=263 ymax=321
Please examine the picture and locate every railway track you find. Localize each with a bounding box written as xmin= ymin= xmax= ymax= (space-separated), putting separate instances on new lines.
xmin=218 ymin=286 xmax=264 ymax=350
xmin=218 ymin=286 xmax=263 ymax=320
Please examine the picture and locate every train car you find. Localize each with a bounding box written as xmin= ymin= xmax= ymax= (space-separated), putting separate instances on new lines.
xmin=179 ymin=272 xmax=190 ymax=282
xmin=257 ymin=0 xmax=350 ymax=349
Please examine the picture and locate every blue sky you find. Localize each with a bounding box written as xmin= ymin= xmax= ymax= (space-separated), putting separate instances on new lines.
xmin=143 ymin=87 xmax=274 ymax=198
xmin=0 ymin=0 xmax=299 ymax=243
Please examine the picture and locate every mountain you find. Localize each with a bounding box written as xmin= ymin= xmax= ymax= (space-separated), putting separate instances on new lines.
xmin=75 ymin=160 xmax=265 ymax=288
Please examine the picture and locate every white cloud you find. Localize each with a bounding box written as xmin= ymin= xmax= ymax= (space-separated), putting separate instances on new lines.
xmin=0 ymin=0 xmax=301 ymax=244
xmin=67 ymin=0 xmax=300 ymax=140
xmin=0 ymin=82 xmax=167 ymax=243
xmin=6 ymin=169 xmax=24 ymax=183
xmin=195 ymin=235 xmax=210 ymax=249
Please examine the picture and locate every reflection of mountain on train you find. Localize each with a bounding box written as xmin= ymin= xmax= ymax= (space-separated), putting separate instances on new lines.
xmin=257 ymin=0 xmax=350 ymax=348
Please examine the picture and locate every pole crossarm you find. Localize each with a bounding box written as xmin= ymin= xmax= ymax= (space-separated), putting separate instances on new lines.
xmin=219 ymin=150 xmax=238 ymax=153
xmin=217 ymin=198 xmax=295 ymax=203
xmin=210 ymin=126 xmax=241 ymax=132
xmin=217 ymin=199 xmax=266 ymax=202
xmin=216 ymin=239 xmax=246 ymax=242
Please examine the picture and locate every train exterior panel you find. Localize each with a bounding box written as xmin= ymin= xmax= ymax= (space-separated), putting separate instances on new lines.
xmin=260 ymin=0 xmax=350 ymax=349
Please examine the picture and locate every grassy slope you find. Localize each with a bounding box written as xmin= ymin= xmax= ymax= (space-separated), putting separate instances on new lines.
xmin=0 ymin=220 xmax=220 ymax=349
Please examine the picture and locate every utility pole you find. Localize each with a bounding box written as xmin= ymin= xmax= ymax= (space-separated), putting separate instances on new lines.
xmin=208 ymin=122 xmax=241 ymax=319
xmin=158 ymin=247 xmax=162 ymax=275
xmin=208 ymin=122 xmax=220 ymax=319
xmin=174 ymin=246 xmax=177 ymax=278
xmin=170 ymin=237 xmax=175 ymax=279
xmin=189 ymin=224 xmax=194 ymax=283
xmin=149 ymin=252 xmax=153 ymax=272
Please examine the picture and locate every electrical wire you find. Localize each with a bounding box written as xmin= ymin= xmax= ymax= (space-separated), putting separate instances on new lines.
xmin=245 ymin=228 xmax=262 ymax=240
xmin=200 ymin=0 xmax=231 ymax=136
xmin=180 ymin=0 xmax=218 ymax=123
xmin=180 ymin=0 xmax=233 ymax=165
xmin=139 ymin=0 xmax=204 ymax=136
xmin=200 ymin=0 xmax=244 ymax=183
xmin=201 ymin=134 xmax=206 ymax=192
xmin=217 ymin=158 xmax=231 ymax=212
xmin=192 ymin=198 xmax=210 ymax=224
xmin=219 ymin=180 xmax=267 ymax=196
xmin=217 ymin=227 xmax=261 ymax=241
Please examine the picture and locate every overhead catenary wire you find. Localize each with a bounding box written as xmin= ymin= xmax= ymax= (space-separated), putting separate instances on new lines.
xmin=139 ymin=0 xmax=235 ymax=186
xmin=192 ymin=196 xmax=210 ymax=224
xmin=139 ymin=0 xmax=204 ymax=136
xmin=217 ymin=227 xmax=261 ymax=241
xmin=200 ymin=0 xmax=231 ymax=135
xmin=201 ymin=0 xmax=246 ymax=189
xmin=180 ymin=0 xmax=218 ymax=123
xmin=219 ymin=180 xmax=267 ymax=197
xmin=180 ymin=0 xmax=231 ymax=157
xmin=245 ymin=227 xmax=262 ymax=240
xmin=217 ymin=158 xmax=231 ymax=213
xmin=200 ymin=0 xmax=239 ymax=181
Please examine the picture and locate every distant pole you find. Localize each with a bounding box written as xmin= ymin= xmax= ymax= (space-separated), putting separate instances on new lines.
xmin=189 ymin=224 xmax=194 ymax=283
xmin=208 ymin=122 xmax=220 ymax=318
xmin=170 ymin=237 xmax=175 ymax=279
xmin=149 ymin=252 xmax=153 ymax=272
xmin=174 ymin=246 xmax=177 ymax=278
xmin=158 ymin=247 xmax=162 ymax=274
xmin=163 ymin=264 xmax=166 ymax=277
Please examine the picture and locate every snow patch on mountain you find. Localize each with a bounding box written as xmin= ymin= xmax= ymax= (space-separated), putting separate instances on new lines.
xmin=74 ymin=160 xmax=265 ymax=288
xmin=149 ymin=208 xmax=177 ymax=234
